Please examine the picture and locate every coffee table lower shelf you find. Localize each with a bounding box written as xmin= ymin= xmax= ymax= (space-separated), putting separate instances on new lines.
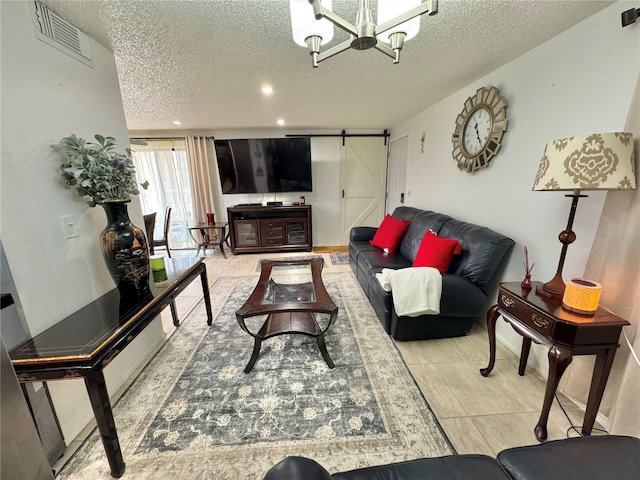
xmin=244 ymin=311 xmax=334 ymax=373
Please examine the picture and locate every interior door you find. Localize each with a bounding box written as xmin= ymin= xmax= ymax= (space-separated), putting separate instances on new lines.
xmin=340 ymin=137 xmax=388 ymax=245
xmin=386 ymin=135 xmax=408 ymax=215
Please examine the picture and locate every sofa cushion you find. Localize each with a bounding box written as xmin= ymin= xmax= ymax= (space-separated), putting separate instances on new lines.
xmin=370 ymin=214 xmax=411 ymax=253
xmin=356 ymin=249 xmax=412 ymax=277
xmin=413 ymin=230 xmax=462 ymax=273
xmin=439 ymin=275 xmax=487 ymax=317
xmin=438 ymin=219 xmax=515 ymax=292
xmin=349 ymin=240 xmax=374 ymax=264
xmin=497 ymin=435 xmax=640 ymax=480
xmin=394 ymin=208 xmax=453 ymax=261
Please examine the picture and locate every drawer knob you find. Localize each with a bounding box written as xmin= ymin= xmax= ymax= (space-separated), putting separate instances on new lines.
xmin=501 ymin=295 xmax=514 ymax=308
xmin=532 ymin=314 xmax=548 ymax=328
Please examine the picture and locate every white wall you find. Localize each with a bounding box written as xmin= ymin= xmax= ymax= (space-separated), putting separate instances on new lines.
xmin=390 ymin=2 xmax=640 ymax=372
xmin=1 ymin=2 xmax=165 ymax=442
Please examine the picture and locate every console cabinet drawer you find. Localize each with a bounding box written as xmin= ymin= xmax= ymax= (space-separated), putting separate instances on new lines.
xmin=260 ymin=220 xmax=283 ymax=230
xmin=499 ymin=292 xmax=554 ymax=337
xmin=262 ymin=237 xmax=284 ymax=246
xmin=260 ymin=221 xmax=283 ymax=237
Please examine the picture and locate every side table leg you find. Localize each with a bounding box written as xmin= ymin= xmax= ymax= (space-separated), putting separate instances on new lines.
xmin=519 ymin=337 xmax=532 ymax=376
xmin=480 ymin=304 xmax=501 ymax=377
xmin=582 ymin=347 xmax=616 ymax=436
xmin=535 ymin=345 xmax=572 ymax=442
xmin=200 ymin=269 xmax=213 ymax=325
xmin=84 ymin=370 xmax=125 ymax=478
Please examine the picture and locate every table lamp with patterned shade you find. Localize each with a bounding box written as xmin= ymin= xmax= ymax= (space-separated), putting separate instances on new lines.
xmin=532 ymin=132 xmax=636 ymax=298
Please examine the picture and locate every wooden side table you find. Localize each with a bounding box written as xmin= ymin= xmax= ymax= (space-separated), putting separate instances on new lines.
xmin=188 ymin=222 xmax=229 ymax=258
xmin=481 ymin=281 xmax=629 ymax=441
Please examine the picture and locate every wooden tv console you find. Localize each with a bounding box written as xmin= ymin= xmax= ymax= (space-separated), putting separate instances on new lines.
xmin=227 ymin=205 xmax=312 ymax=254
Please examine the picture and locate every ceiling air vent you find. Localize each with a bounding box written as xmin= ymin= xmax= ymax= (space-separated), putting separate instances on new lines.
xmin=29 ymin=1 xmax=93 ymax=67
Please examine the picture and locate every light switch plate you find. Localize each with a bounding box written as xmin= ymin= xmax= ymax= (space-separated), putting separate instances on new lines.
xmin=60 ymin=215 xmax=79 ymax=239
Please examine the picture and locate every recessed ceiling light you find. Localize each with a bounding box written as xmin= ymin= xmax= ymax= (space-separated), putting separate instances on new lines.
xmin=173 ymin=120 xmax=183 ymax=125
xmin=261 ymin=86 xmax=274 ymax=95
xmin=277 ymin=118 xmax=285 ymax=126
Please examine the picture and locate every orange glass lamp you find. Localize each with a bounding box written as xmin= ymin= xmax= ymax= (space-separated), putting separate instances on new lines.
xmin=532 ymin=132 xmax=636 ymax=299
xmin=562 ymin=278 xmax=602 ymax=315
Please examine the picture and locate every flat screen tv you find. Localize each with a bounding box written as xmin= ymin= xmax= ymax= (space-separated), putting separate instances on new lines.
xmin=214 ymin=137 xmax=312 ymax=194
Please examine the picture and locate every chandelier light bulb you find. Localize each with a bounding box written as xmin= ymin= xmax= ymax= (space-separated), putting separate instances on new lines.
xmin=289 ymin=0 xmax=334 ymax=48
xmin=377 ymin=0 xmax=421 ymax=43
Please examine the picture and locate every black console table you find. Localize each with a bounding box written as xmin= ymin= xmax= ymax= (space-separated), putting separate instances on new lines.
xmin=9 ymin=257 xmax=212 ymax=478
xmin=227 ymin=205 xmax=312 ymax=254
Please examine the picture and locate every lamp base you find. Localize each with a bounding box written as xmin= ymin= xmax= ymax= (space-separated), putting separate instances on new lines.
xmin=536 ymin=272 xmax=565 ymax=299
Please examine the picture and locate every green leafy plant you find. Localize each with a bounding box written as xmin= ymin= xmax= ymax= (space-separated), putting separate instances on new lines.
xmin=54 ymin=134 xmax=141 ymax=207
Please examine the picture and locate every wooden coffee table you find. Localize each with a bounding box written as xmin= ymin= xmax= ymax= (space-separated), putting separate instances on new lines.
xmin=235 ymin=258 xmax=338 ymax=373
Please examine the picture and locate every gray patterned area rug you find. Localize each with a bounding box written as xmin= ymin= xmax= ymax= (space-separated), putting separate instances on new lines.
xmin=330 ymin=252 xmax=350 ymax=265
xmin=57 ymin=272 xmax=454 ymax=479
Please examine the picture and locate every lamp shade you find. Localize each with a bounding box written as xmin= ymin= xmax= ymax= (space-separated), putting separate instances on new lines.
xmin=290 ymin=0 xmax=334 ymax=47
xmin=377 ymin=0 xmax=421 ymax=43
xmin=532 ymin=132 xmax=636 ymax=191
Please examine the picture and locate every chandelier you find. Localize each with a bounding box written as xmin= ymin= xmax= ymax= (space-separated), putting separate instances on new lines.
xmin=289 ymin=0 xmax=438 ymax=67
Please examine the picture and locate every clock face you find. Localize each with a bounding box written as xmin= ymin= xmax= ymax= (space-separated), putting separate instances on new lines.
xmin=452 ymin=86 xmax=508 ymax=173
xmin=462 ymin=107 xmax=492 ymax=156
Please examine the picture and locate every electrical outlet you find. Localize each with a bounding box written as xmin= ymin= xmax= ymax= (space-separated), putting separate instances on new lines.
xmin=60 ymin=215 xmax=79 ymax=239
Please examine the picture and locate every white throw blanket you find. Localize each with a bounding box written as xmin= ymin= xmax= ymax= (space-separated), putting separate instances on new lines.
xmin=376 ymin=267 xmax=442 ymax=317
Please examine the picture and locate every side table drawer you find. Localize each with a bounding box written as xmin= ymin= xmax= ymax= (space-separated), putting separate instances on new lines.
xmin=499 ymin=291 xmax=554 ymax=337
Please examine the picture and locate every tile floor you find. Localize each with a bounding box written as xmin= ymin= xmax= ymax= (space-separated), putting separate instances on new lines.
xmin=171 ymin=247 xmax=598 ymax=457
xmin=55 ymin=247 xmax=597 ymax=474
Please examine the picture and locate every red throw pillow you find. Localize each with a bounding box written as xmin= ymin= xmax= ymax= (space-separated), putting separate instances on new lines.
xmin=413 ymin=230 xmax=462 ymax=274
xmin=370 ymin=215 xmax=411 ymax=253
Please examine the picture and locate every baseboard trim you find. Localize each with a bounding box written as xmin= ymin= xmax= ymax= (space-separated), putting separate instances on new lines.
xmin=314 ymin=245 xmax=348 ymax=253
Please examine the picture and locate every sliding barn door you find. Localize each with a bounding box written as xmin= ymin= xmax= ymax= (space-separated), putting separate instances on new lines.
xmin=339 ymin=137 xmax=388 ymax=245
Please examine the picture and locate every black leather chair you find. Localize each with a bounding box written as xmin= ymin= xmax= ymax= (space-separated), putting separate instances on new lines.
xmin=265 ymin=455 xmax=511 ymax=480
xmin=263 ymin=436 xmax=640 ymax=480
xmin=151 ymin=206 xmax=172 ymax=258
xmin=497 ymin=435 xmax=640 ymax=480
xmin=143 ymin=212 xmax=156 ymax=254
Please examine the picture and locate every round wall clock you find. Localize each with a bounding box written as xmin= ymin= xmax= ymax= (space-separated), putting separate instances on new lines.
xmin=451 ymin=86 xmax=508 ymax=173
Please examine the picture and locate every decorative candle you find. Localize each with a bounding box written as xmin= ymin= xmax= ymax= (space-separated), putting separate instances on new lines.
xmin=150 ymin=254 xmax=168 ymax=282
xmin=562 ymin=278 xmax=602 ymax=315
xmin=150 ymin=254 xmax=165 ymax=271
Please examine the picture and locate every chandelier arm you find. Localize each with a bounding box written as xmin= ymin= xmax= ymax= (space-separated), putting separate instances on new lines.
xmin=309 ymin=0 xmax=358 ymax=36
xmin=373 ymin=42 xmax=397 ymax=60
xmin=316 ymin=39 xmax=354 ymax=63
xmin=376 ymin=0 xmax=439 ymax=36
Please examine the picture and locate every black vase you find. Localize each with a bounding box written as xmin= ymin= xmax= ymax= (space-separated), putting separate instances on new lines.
xmin=100 ymin=200 xmax=150 ymax=295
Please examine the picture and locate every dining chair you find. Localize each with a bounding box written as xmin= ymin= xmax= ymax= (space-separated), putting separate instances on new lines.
xmin=143 ymin=212 xmax=157 ymax=255
xmin=152 ymin=207 xmax=172 ymax=258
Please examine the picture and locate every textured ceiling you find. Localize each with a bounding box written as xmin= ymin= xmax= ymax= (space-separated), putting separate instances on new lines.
xmin=42 ymin=0 xmax=613 ymax=132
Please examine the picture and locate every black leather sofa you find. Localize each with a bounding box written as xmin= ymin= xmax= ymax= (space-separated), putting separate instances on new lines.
xmin=263 ymin=435 xmax=640 ymax=480
xmin=349 ymin=206 xmax=515 ymax=341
